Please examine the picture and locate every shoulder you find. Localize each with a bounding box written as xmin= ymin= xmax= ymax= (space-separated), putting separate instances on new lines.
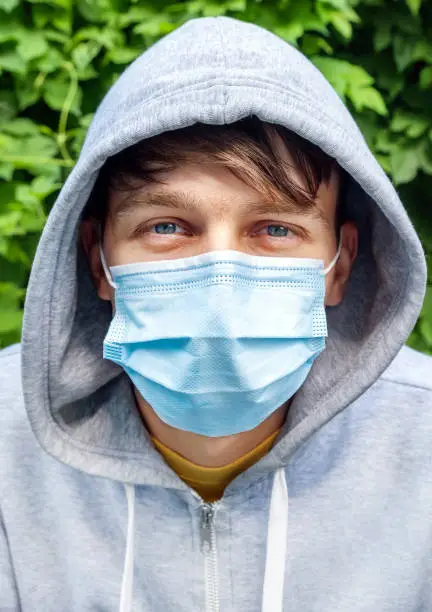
xmin=341 ymin=346 xmax=432 ymax=477
xmin=361 ymin=345 xmax=432 ymax=441
xmin=0 ymin=343 xmax=23 ymax=403
xmin=0 ymin=343 xmax=31 ymax=441
xmin=0 ymin=342 xmax=21 ymax=361
xmin=0 ymin=344 xmax=49 ymax=498
xmin=380 ymin=345 xmax=432 ymax=392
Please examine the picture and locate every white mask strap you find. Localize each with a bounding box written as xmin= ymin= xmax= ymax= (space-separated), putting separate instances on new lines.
xmin=321 ymin=232 xmax=343 ymax=276
xmin=99 ymin=244 xmax=118 ymax=289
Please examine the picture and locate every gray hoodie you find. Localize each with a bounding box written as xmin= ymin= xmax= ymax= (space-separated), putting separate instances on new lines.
xmin=1 ymin=16 xmax=431 ymax=612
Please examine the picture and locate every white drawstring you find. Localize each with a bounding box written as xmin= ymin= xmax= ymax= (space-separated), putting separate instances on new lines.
xmin=119 ymin=484 xmax=136 ymax=612
xmin=119 ymin=471 xmax=288 ymax=612
xmin=261 ymin=467 xmax=289 ymax=612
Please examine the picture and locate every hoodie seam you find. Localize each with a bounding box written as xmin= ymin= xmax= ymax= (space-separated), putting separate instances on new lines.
xmin=224 ymin=471 xmax=276 ymax=502
xmin=0 ymin=504 xmax=23 ymax=611
xmin=215 ymin=18 xmax=228 ymax=122
xmin=97 ymin=75 xmax=329 ymax=128
xmin=93 ymin=77 xmax=355 ymax=151
xmin=379 ymin=376 xmax=432 ymax=393
xmin=43 ymin=171 xmax=103 ymax=453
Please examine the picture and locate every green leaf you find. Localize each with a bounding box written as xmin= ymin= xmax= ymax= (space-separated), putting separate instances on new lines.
xmin=312 ymin=57 xmax=384 ymax=117
xmin=407 ymin=326 xmax=432 ymax=354
xmin=419 ymin=66 xmax=432 ymax=90
xmin=31 ymin=175 xmax=61 ymax=198
xmin=0 ymin=181 xmax=16 ymax=207
xmin=0 ymin=129 xmax=59 ymax=175
xmin=407 ymin=121 xmax=429 ymax=138
xmin=2 ymin=118 xmax=40 ymax=136
xmin=373 ymin=23 xmax=391 ymax=52
xmin=116 ymin=6 xmax=156 ymax=28
xmin=0 ymin=50 xmax=27 ymax=75
xmin=331 ymin=13 xmax=353 ymax=39
xmin=375 ymin=153 xmax=391 ymax=173
xmin=390 ymin=147 xmax=420 ymax=184
xmin=31 ymin=2 xmax=73 ymax=33
xmin=406 ymin=0 xmax=422 ymax=16
xmin=79 ymin=113 xmax=94 ymax=129
xmin=133 ymin=16 xmax=176 ymax=37
xmin=355 ymin=115 xmax=380 ymax=148
xmin=390 ymin=110 xmax=429 ymax=137
xmin=27 ymin=0 xmax=71 ymax=7
xmin=0 ymin=14 xmax=23 ymax=43
xmin=35 ymin=47 xmax=64 ymax=73
xmin=71 ymin=41 xmax=101 ymax=71
xmin=419 ymin=319 xmax=432 ymax=346
xmin=418 ymin=144 xmax=432 ymax=175
xmin=371 ymin=129 xmax=396 ymax=153
xmin=301 ymin=34 xmax=333 ymax=56
xmin=274 ymin=22 xmax=305 ymax=43
xmin=285 ymin=1 xmax=328 ymax=36
xmin=317 ymin=0 xmax=351 ymax=8
xmin=351 ymin=87 xmax=387 ymax=115
xmin=105 ymin=47 xmax=141 ymax=64
xmin=14 ymin=77 xmax=41 ymax=110
xmin=43 ymin=73 xmax=82 ymax=116
xmin=315 ymin=3 xmax=358 ymax=39
xmin=421 ymin=286 xmax=432 ymax=317
xmin=77 ymin=0 xmax=120 ymax=22
xmin=43 ymin=29 xmax=69 ymax=44
xmin=16 ymin=31 xmax=48 ymax=62
xmin=0 ymin=90 xmax=16 ymax=127
xmin=0 ymin=162 xmax=13 ymax=180
xmin=71 ymin=26 xmax=123 ymax=49
xmin=0 ymin=0 xmax=19 ymax=13
xmin=0 ymin=308 xmax=23 ymax=334
xmin=393 ymin=35 xmax=416 ymax=72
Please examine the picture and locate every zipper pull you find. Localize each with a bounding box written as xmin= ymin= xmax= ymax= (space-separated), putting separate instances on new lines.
xmin=200 ymin=504 xmax=214 ymax=552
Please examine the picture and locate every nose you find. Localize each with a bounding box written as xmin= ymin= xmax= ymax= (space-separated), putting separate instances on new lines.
xmin=204 ymin=223 xmax=240 ymax=253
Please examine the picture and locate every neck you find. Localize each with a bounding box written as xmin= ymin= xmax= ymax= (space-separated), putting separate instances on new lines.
xmin=134 ymin=389 xmax=288 ymax=467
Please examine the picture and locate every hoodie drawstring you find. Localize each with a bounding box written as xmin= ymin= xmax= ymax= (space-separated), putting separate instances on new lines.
xmin=119 ymin=484 xmax=135 ymax=612
xmin=261 ymin=467 xmax=289 ymax=612
xmin=119 ymin=468 xmax=288 ymax=612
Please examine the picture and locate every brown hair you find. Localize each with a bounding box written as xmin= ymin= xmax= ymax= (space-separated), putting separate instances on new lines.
xmin=84 ymin=115 xmax=345 ymax=230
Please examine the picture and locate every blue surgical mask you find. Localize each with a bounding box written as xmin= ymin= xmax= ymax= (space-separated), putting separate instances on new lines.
xmin=100 ymin=244 xmax=341 ymax=437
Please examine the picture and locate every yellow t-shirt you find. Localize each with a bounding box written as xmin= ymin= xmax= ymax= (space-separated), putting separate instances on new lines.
xmin=152 ymin=429 xmax=280 ymax=502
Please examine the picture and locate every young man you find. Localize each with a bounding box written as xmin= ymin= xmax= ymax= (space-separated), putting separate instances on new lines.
xmin=1 ymin=16 xmax=430 ymax=612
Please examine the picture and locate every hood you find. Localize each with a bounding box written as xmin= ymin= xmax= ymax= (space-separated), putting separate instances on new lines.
xmin=21 ymin=16 xmax=427 ymax=491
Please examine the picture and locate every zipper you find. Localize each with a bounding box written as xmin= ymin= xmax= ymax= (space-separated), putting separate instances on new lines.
xmin=200 ymin=503 xmax=219 ymax=612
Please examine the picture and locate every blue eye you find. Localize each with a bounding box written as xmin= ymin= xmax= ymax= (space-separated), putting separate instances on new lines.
xmin=153 ymin=222 xmax=178 ymax=234
xmin=266 ymin=225 xmax=290 ymax=237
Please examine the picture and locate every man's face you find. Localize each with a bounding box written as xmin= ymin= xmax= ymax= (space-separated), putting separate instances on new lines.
xmin=83 ymin=143 xmax=358 ymax=308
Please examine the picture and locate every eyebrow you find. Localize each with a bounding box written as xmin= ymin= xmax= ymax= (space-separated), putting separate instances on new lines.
xmin=113 ymin=190 xmax=204 ymax=218
xmin=112 ymin=188 xmax=331 ymax=228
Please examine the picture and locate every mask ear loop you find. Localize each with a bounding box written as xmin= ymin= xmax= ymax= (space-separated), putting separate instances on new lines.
xmin=321 ymin=231 xmax=343 ymax=276
xmin=98 ymin=226 xmax=118 ymax=289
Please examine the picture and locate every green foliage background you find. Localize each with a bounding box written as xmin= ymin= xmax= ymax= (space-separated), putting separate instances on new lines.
xmin=0 ymin=0 xmax=431 ymax=352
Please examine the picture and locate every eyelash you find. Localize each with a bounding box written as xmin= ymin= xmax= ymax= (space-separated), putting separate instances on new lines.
xmin=132 ymin=219 xmax=303 ymax=240
xmin=253 ymin=223 xmax=298 ymax=238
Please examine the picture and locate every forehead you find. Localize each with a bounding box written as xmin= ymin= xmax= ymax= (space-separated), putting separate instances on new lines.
xmin=108 ymin=161 xmax=340 ymax=227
